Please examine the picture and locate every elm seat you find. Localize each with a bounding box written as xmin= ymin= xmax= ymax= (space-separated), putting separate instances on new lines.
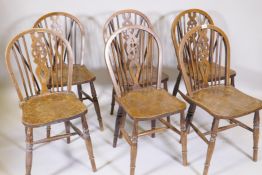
xmin=190 ymin=86 xmax=262 ymax=119
xmin=116 ymin=88 xmax=186 ymax=120
xmin=110 ymin=66 xmax=169 ymax=115
xmin=21 ymin=93 xmax=87 ymax=127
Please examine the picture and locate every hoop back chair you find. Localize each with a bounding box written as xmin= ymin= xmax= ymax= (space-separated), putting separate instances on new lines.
xmin=33 ymin=12 xmax=103 ymax=131
xmin=5 ymin=28 xmax=96 ymax=175
xmin=105 ymin=25 xmax=187 ymax=175
xmin=171 ymin=9 xmax=236 ymax=96
xmin=103 ymin=9 xmax=169 ymax=115
xmin=178 ymin=25 xmax=262 ymax=175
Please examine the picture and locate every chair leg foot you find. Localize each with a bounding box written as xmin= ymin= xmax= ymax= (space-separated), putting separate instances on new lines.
xmin=90 ymin=82 xmax=104 ymax=131
xmin=81 ymin=115 xmax=97 ymax=172
xmin=180 ymin=111 xmax=188 ymax=166
xmin=25 ymin=127 xmax=33 ymax=175
xmin=203 ymin=118 xmax=219 ymax=175
xmin=130 ymin=144 xmax=138 ymax=175
xmin=253 ymin=111 xmax=260 ymax=162
xmin=130 ymin=121 xmax=138 ymax=175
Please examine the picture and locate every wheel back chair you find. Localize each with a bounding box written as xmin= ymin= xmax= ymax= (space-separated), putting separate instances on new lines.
xmin=104 ymin=9 xmax=170 ymax=139
xmin=5 ymin=28 xmax=96 ymax=175
xmin=103 ymin=9 xmax=169 ymax=115
xmin=171 ymin=9 xmax=237 ymax=133
xmin=33 ymin=12 xmax=104 ymax=134
xmin=105 ymin=25 xmax=187 ymax=175
xmin=178 ymin=25 xmax=262 ymax=175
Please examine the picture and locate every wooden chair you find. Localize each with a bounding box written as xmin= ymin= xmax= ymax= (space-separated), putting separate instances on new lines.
xmin=171 ymin=9 xmax=236 ymax=96
xmin=177 ymin=25 xmax=262 ymax=175
xmin=103 ymin=9 xmax=169 ymax=115
xmin=33 ymin=12 xmax=104 ymax=132
xmin=5 ymin=28 xmax=96 ymax=175
xmin=105 ymin=25 xmax=187 ymax=175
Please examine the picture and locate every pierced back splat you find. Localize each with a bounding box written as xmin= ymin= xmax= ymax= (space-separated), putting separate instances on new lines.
xmin=33 ymin=12 xmax=85 ymax=65
xmin=5 ymin=28 xmax=74 ymax=101
xmin=171 ymin=9 xmax=214 ymax=58
xmin=104 ymin=25 xmax=163 ymax=97
xmin=103 ymin=9 xmax=153 ymax=43
xmin=30 ymin=32 xmax=50 ymax=94
xmin=178 ymin=25 xmax=231 ymax=96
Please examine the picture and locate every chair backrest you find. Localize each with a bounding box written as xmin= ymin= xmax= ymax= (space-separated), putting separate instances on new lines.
xmin=103 ymin=9 xmax=153 ymax=43
xmin=33 ymin=12 xmax=85 ymax=65
xmin=178 ymin=25 xmax=230 ymax=96
xmin=5 ymin=28 xmax=74 ymax=102
xmin=172 ymin=9 xmax=214 ymax=58
xmin=104 ymin=25 xmax=163 ymax=97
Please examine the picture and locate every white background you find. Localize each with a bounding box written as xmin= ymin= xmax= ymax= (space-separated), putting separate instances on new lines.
xmin=0 ymin=0 xmax=262 ymax=175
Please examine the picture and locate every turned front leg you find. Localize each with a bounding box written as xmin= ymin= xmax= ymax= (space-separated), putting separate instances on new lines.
xmin=130 ymin=120 xmax=138 ymax=175
xmin=25 ymin=127 xmax=33 ymax=175
xmin=81 ymin=114 xmax=97 ymax=172
xmin=203 ymin=118 xmax=219 ymax=175
xmin=180 ymin=111 xmax=188 ymax=166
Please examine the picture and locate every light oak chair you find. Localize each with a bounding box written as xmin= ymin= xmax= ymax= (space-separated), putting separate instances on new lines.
xmin=171 ymin=9 xmax=237 ymax=132
xmin=177 ymin=25 xmax=262 ymax=175
xmin=103 ymin=9 xmax=169 ymax=115
xmin=171 ymin=9 xmax=237 ymax=92
xmin=105 ymin=25 xmax=187 ymax=175
xmin=33 ymin=12 xmax=104 ymax=132
xmin=5 ymin=28 xmax=96 ymax=175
